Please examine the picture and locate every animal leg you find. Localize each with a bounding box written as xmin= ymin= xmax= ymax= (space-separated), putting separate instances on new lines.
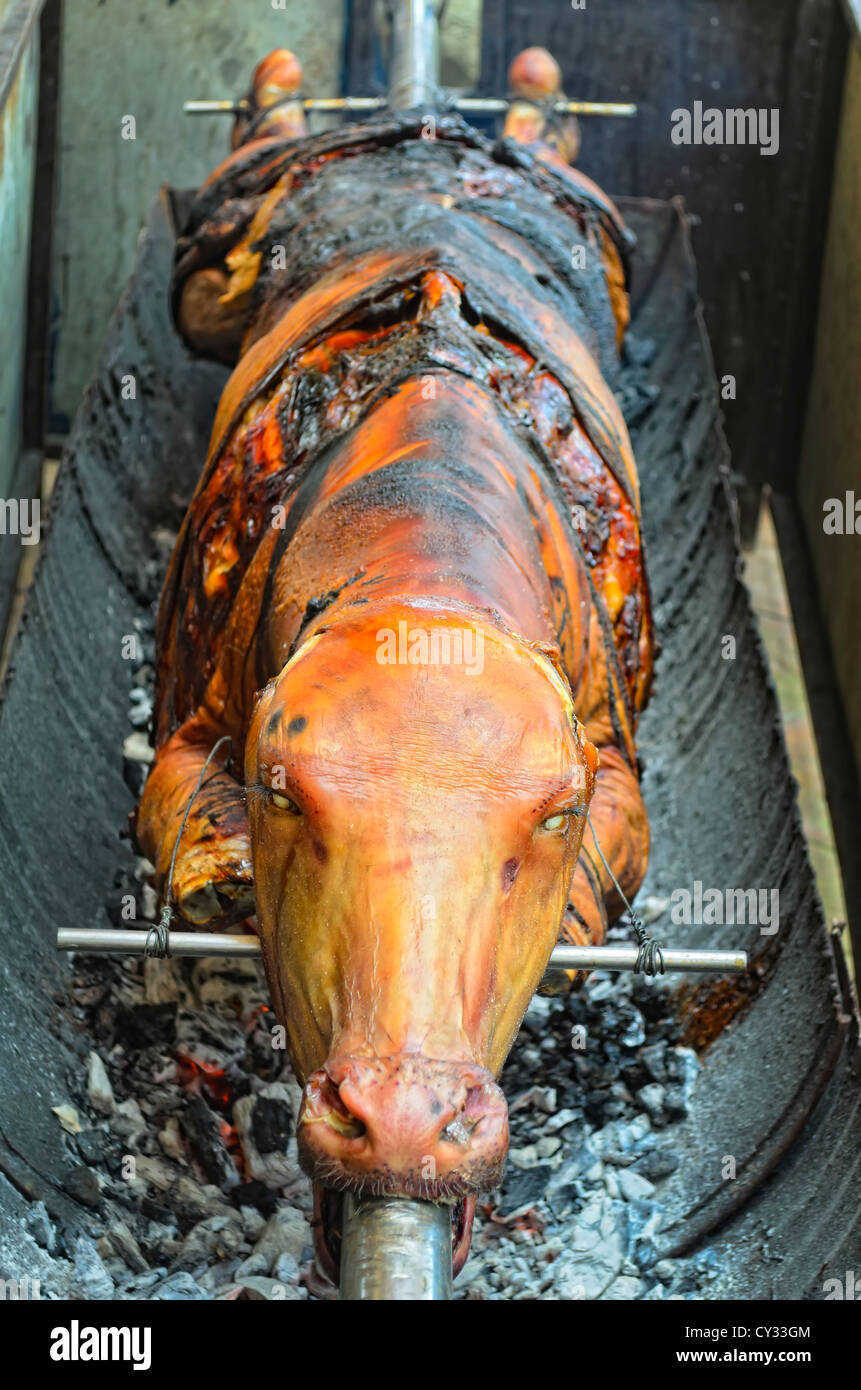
xmin=136 ymin=718 xmax=254 ymax=927
xmin=502 ymin=47 xmax=581 ymax=166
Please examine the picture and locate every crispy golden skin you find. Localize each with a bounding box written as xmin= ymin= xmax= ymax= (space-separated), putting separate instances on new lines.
xmin=137 ymin=50 xmax=653 ymax=1248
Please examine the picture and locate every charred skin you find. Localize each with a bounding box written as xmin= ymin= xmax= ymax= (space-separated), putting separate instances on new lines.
xmin=138 ymin=50 xmax=653 ymax=1276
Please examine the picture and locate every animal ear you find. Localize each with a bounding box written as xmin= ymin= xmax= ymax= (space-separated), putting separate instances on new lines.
xmin=528 ymin=639 xmax=569 ymax=686
xmin=523 ymin=638 xmax=578 ymax=720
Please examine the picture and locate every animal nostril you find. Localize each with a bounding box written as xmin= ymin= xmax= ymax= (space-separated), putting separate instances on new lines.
xmin=440 ymin=1115 xmax=475 ymax=1146
xmin=440 ymin=1085 xmax=488 ymax=1146
xmin=316 ymin=1073 xmax=366 ymax=1140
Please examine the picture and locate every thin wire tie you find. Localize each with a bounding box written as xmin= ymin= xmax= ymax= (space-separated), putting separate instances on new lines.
xmin=585 ymin=808 xmax=665 ymax=977
xmin=144 ymin=735 xmax=234 ymax=960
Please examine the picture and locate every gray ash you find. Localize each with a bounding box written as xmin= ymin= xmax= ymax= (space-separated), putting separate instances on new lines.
xmin=455 ymin=971 xmax=717 ymax=1301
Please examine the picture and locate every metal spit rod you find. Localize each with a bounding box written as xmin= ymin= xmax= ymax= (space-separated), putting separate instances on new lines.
xmin=183 ymin=97 xmax=637 ymax=118
xmin=387 ymin=0 xmax=442 ymax=110
xmin=340 ymin=1195 xmax=453 ymax=1300
xmin=184 ymin=0 xmax=636 ymax=123
xmin=55 ymin=928 xmax=748 ymax=976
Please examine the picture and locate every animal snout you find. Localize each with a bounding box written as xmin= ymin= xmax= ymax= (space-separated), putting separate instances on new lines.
xmin=298 ymin=1054 xmax=509 ymax=1197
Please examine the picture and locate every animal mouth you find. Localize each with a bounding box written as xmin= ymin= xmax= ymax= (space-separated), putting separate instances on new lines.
xmin=312 ymin=1184 xmax=477 ymax=1287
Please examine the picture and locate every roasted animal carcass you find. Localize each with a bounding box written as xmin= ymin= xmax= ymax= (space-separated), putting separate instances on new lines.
xmin=137 ymin=48 xmax=653 ymax=1277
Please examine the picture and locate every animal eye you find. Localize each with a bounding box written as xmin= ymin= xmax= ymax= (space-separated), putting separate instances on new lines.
xmin=541 ymin=813 xmax=568 ymax=831
xmin=271 ymin=791 xmax=301 ymax=813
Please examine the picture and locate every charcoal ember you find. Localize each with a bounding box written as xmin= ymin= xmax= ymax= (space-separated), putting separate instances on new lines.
xmin=252 ymin=1095 xmax=293 ymax=1154
xmin=622 ymin=1199 xmax=663 ymax=1258
xmin=128 ymin=686 xmax=152 ymax=729
xmin=234 ymin=1251 xmax=269 ymax=1281
xmin=73 ymin=1236 xmax=115 ymax=1299
xmin=150 ymin=1271 xmax=209 ymax=1300
xmin=230 ymin=1181 xmax=280 ymax=1217
xmin=508 ymin=1143 xmax=541 ymax=1169
xmin=584 ymin=1089 xmax=627 ymax=1125
xmin=509 ymin=1085 xmax=556 ymax=1115
xmin=617 ymin=1169 xmax=656 ymax=1202
xmin=104 ymin=1221 xmax=149 ymax=1273
xmin=141 ymin=1198 xmax=177 ymax=1227
xmin=602 ymin=1147 xmax=637 ymax=1168
xmin=192 ymin=957 xmax=266 ymax=1009
xmin=87 ymin=1051 xmax=115 ymax=1116
xmin=544 ymin=1107 xmax=578 ymax=1133
xmin=665 ymin=1046 xmax=699 ymax=1095
xmin=595 ymin=1001 xmax=647 ymax=1049
xmin=132 ymin=1154 xmax=185 ymax=1194
xmin=250 ymin=1205 xmax=310 ymax=1274
xmin=143 ymin=956 xmax=189 ymax=1006
xmin=63 ymin=1165 xmax=102 ymax=1208
xmin=495 ymin=1164 xmax=554 ymax=1218
xmin=168 ymin=1179 xmax=235 ymax=1232
xmin=619 ymin=1060 xmax=651 ymax=1093
xmin=633 ymin=1148 xmax=680 ymax=1181
xmin=234 ymin=1083 xmax=303 ymax=1188
xmin=23 ymin=1200 xmax=57 ymax=1253
xmin=116 ymin=1268 xmax=165 ymax=1297
xmin=172 ymin=1213 xmax=246 ymax=1271
xmin=547 ymin=1194 xmax=625 ymax=1300
xmin=675 ymin=1247 xmax=721 ymax=1292
xmin=238 ymin=1275 xmax=305 ymax=1301
xmin=273 ymin=1251 xmax=301 ymax=1285
xmin=663 ymin=1085 xmax=690 ymax=1120
xmin=180 ymin=1094 xmax=239 ymax=1189
xmin=75 ymin=1129 xmax=120 ymax=1167
xmin=635 ymin=1083 xmax=667 ymax=1124
xmin=157 ymin=1116 xmax=186 ymax=1162
xmin=639 ymin=1041 xmax=669 ymax=1083
xmin=109 ymin=1097 xmax=149 ymax=1148
xmin=199 ymin=1259 xmax=246 ymax=1295
xmin=175 ymin=1007 xmax=247 ymax=1071
xmin=631 ymin=979 xmax=680 ymax=1031
xmin=117 ymin=1003 xmax=177 ymax=1049
xmin=237 ymin=1204 xmax=268 ymax=1242
xmin=604 ymin=1274 xmax=646 ymax=1298
xmin=140 ymin=1218 xmax=180 ymax=1259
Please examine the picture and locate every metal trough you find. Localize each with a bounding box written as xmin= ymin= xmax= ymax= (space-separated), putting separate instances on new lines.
xmin=0 ymin=3 xmax=858 ymax=1292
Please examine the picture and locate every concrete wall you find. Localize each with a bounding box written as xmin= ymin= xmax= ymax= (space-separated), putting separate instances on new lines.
xmin=0 ymin=13 xmax=39 ymax=492
xmin=49 ymin=0 xmax=344 ymax=428
xmin=798 ymin=39 xmax=861 ymax=772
